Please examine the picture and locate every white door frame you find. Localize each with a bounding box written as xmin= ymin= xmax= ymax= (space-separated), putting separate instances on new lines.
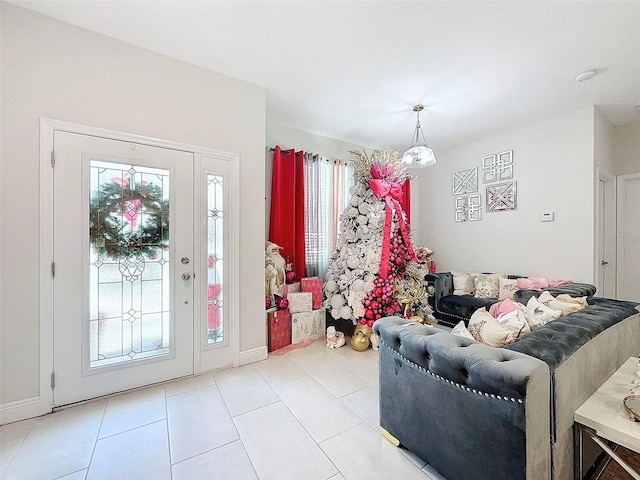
xmin=39 ymin=118 xmax=240 ymax=415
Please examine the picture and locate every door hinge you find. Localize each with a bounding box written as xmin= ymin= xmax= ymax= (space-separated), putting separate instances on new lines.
xmin=51 ymin=262 xmax=55 ymax=278
xmin=50 ymin=372 xmax=55 ymax=389
xmin=51 ymin=150 xmax=55 ymax=167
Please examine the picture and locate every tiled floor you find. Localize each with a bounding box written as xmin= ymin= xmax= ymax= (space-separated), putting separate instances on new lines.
xmin=0 ymin=339 xmax=445 ymax=480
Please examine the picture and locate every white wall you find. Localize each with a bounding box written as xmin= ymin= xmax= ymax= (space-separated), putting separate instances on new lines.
xmin=1 ymin=4 xmax=266 ymax=406
xmin=613 ymin=120 xmax=640 ymax=175
xmin=413 ymin=107 xmax=596 ymax=281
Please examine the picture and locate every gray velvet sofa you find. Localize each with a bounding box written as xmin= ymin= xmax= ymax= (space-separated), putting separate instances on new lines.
xmin=374 ymin=297 xmax=640 ymax=480
xmin=425 ymin=272 xmax=597 ymax=328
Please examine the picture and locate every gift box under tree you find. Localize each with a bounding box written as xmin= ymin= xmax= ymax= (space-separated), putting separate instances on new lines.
xmin=301 ymin=277 xmax=323 ymax=310
xmin=267 ymin=308 xmax=291 ymax=352
xmin=291 ymin=308 xmax=325 ymax=344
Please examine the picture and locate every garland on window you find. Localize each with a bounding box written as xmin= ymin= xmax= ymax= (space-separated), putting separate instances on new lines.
xmin=89 ymin=180 xmax=169 ymax=259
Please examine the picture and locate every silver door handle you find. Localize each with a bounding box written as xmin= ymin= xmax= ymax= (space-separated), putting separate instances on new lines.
xmin=182 ymin=272 xmax=191 ymax=280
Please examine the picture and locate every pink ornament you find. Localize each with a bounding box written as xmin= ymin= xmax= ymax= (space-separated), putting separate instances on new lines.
xmin=371 ymin=300 xmax=379 ymax=310
xmin=277 ymin=297 xmax=289 ymax=310
xmin=286 ymin=271 xmax=296 ymax=283
xmin=359 ymin=318 xmax=367 ymax=325
xmin=365 ymin=309 xmax=374 ymax=319
xmin=367 ymin=319 xmax=375 ymax=328
xmin=265 ymin=296 xmax=272 ymax=309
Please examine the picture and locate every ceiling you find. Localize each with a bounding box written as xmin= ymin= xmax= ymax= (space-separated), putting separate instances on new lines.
xmin=8 ymin=1 xmax=640 ymax=152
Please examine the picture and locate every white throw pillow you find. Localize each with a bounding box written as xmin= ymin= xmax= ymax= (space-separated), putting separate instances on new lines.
xmin=526 ymin=295 xmax=562 ymax=322
xmin=468 ymin=308 xmax=519 ymax=347
xmin=452 ymin=321 xmax=476 ymax=340
xmin=499 ymin=277 xmax=519 ymax=300
xmin=451 ymin=270 xmax=476 ymax=295
xmin=496 ymin=309 xmax=531 ymax=336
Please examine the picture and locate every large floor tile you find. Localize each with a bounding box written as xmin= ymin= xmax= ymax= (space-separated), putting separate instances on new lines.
xmin=172 ymin=440 xmax=257 ymax=480
xmin=253 ymin=355 xmax=308 ymax=386
xmin=164 ymin=373 xmax=215 ymax=397
xmin=166 ymin=384 xmax=238 ymax=464
xmin=0 ymin=418 xmax=36 ymax=443
xmin=234 ymin=401 xmax=337 ymax=480
xmin=319 ymin=423 xmax=432 ymax=480
xmin=1 ymin=400 xmax=105 ymax=480
xmin=213 ymin=365 xmax=279 ymax=416
xmin=330 ymin=345 xmax=379 ymax=373
xmin=56 ymin=469 xmax=87 ymax=480
xmin=0 ymin=439 xmax=22 ymax=475
xmin=98 ymin=385 xmax=166 ymax=438
xmin=292 ymin=355 xmax=371 ymax=398
xmin=340 ymin=384 xmax=380 ymax=430
xmin=86 ymin=420 xmax=170 ymax=480
xmin=272 ymin=376 xmax=361 ymax=443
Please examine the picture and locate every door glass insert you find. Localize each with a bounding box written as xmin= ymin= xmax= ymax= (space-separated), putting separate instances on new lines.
xmin=89 ymin=160 xmax=171 ymax=368
xmin=207 ymin=174 xmax=225 ymax=344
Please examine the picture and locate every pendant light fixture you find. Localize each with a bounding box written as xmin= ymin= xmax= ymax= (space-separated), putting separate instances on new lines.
xmin=402 ymin=105 xmax=437 ymax=168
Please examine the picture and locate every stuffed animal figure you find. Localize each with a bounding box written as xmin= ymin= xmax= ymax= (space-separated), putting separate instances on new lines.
xmin=326 ymin=326 xmax=346 ymax=348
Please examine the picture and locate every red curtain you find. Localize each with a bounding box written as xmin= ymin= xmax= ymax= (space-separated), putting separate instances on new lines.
xmin=269 ymin=146 xmax=307 ymax=280
xmin=401 ymin=179 xmax=411 ymax=224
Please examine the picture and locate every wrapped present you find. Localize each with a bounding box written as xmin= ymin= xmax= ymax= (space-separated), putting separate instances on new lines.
xmin=274 ymin=281 xmax=301 ymax=298
xmin=301 ymin=277 xmax=323 ymax=310
xmin=267 ymin=308 xmax=291 ymax=352
xmin=292 ymin=308 xmax=326 ymax=344
xmin=288 ymin=292 xmax=313 ymax=314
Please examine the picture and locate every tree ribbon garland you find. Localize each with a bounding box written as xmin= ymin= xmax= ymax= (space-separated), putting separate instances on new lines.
xmin=368 ymin=178 xmax=416 ymax=278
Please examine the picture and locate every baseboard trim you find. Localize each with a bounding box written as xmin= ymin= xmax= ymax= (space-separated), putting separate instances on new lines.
xmin=239 ymin=346 xmax=268 ymax=365
xmin=0 ymin=396 xmax=46 ymax=425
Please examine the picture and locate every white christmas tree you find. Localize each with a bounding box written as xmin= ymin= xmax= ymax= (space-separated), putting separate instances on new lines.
xmin=323 ymin=147 xmax=434 ymax=327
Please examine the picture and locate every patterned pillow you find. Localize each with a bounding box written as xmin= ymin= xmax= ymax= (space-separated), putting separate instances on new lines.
xmin=499 ymin=277 xmax=519 ymax=300
xmin=451 ymin=270 xmax=477 ymax=295
xmin=468 ymin=308 xmax=519 ymax=347
xmin=451 ymin=321 xmax=475 ymax=340
xmin=496 ymin=309 xmax=531 ymax=336
xmin=526 ymin=295 xmax=562 ymax=322
xmin=474 ymin=273 xmax=504 ymax=299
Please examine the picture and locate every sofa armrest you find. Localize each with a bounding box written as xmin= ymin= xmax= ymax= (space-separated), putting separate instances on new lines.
xmin=374 ymin=316 xmax=551 ymax=480
xmin=425 ymin=272 xmax=453 ymax=311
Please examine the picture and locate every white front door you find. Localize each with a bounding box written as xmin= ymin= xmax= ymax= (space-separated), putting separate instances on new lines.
xmin=52 ymin=131 xmax=194 ymax=406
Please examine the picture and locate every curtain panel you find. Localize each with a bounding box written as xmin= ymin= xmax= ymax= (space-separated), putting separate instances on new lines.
xmin=268 ymin=146 xmax=307 ymax=280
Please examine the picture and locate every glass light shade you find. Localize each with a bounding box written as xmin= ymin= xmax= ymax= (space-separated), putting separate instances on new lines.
xmin=402 ymin=145 xmax=436 ymax=168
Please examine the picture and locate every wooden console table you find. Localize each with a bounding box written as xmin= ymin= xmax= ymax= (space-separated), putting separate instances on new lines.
xmin=574 ymin=356 xmax=640 ymax=479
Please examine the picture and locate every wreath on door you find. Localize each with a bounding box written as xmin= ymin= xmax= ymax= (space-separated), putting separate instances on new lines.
xmin=89 ymin=180 xmax=169 ymax=259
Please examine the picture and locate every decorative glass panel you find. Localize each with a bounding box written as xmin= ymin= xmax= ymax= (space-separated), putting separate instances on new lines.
xmin=89 ymin=160 xmax=171 ymax=368
xmin=207 ymin=174 xmax=225 ymax=344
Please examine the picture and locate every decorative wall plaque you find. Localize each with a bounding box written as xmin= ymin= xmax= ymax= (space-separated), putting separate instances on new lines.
xmin=486 ymin=181 xmax=517 ymax=212
xmin=455 ymin=194 xmax=482 ymax=222
xmin=482 ymin=150 xmax=513 ymax=183
xmin=452 ymin=167 xmax=478 ymax=195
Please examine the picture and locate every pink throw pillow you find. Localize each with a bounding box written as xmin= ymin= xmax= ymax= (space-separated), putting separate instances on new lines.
xmin=516 ymin=278 xmax=536 ymax=290
xmin=489 ymin=298 xmax=518 ymax=318
xmin=530 ymin=277 xmax=550 ymax=289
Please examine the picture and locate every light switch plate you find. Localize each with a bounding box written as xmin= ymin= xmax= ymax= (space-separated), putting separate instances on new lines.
xmin=541 ymin=212 xmax=554 ymax=222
